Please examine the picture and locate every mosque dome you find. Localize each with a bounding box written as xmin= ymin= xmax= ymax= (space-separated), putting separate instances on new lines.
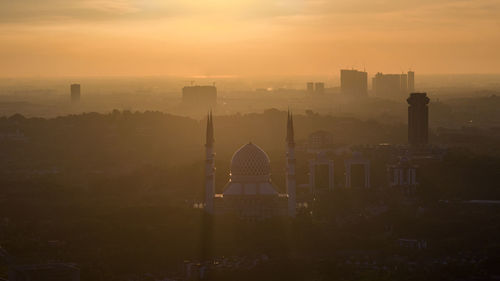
xmin=230 ymin=143 xmax=271 ymax=179
xmin=224 ymin=142 xmax=277 ymax=196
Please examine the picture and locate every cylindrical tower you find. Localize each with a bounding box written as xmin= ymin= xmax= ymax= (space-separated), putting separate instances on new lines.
xmin=407 ymin=93 xmax=430 ymax=146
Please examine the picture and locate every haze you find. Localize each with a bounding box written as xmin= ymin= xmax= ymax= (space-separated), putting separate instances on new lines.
xmin=1 ymin=0 xmax=499 ymax=77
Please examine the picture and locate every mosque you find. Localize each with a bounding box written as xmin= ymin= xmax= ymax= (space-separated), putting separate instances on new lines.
xmin=204 ymin=112 xmax=296 ymax=219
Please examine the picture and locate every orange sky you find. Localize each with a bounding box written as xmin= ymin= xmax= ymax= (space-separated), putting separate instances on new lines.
xmin=0 ymin=0 xmax=499 ymax=77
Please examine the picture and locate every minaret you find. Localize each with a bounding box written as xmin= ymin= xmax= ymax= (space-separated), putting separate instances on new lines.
xmin=205 ymin=111 xmax=215 ymax=214
xmin=286 ymin=111 xmax=296 ymax=217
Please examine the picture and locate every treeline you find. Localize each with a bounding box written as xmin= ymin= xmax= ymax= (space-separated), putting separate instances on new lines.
xmin=0 ymin=109 xmax=406 ymax=175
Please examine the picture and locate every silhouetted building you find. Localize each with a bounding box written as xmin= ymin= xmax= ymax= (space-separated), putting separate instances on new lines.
xmin=204 ymin=112 xmax=296 ymax=219
xmin=344 ymin=152 xmax=370 ymax=188
xmin=307 ymin=130 xmax=334 ymax=152
xmin=306 ymin=82 xmax=325 ymax=95
xmin=315 ymin=82 xmax=325 ymax=94
xmin=306 ymin=82 xmax=314 ymax=94
xmin=372 ymin=73 xmax=400 ymax=97
xmin=182 ymin=85 xmax=217 ymax=107
xmin=408 ymin=71 xmax=415 ymax=92
xmin=9 ymin=263 xmax=80 ymax=281
xmin=70 ymin=84 xmax=80 ymax=102
xmin=309 ymin=152 xmax=334 ymax=194
xmin=387 ymin=156 xmax=418 ymax=196
xmin=400 ymin=74 xmax=408 ymax=94
xmin=372 ymin=71 xmax=414 ymax=98
xmin=407 ymin=93 xmax=430 ymax=146
xmin=341 ymin=69 xmax=367 ymax=97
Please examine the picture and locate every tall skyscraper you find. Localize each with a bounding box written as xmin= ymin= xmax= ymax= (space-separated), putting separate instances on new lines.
xmin=408 ymin=71 xmax=415 ymax=92
xmin=372 ymin=73 xmax=401 ymax=98
xmin=407 ymin=93 xmax=430 ymax=146
xmin=400 ymin=73 xmax=408 ymax=94
xmin=70 ymin=84 xmax=80 ymax=102
xmin=341 ymin=69 xmax=367 ymax=97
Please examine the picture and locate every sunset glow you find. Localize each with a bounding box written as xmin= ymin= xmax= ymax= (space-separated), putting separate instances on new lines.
xmin=1 ymin=0 xmax=499 ymax=76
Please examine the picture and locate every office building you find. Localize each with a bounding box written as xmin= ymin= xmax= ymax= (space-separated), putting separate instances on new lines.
xmin=307 ymin=130 xmax=334 ymax=152
xmin=70 ymin=84 xmax=80 ymax=102
xmin=314 ymin=82 xmax=325 ymax=94
xmin=387 ymin=156 xmax=419 ymax=196
xmin=372 ymin=71 xmax=415 ymax=98
xmin=306 ymin=82 xmax=325 ymax=95
xmin=344 ymin=152 xmax=370 ymax=189
xmin=400 ymin=73 xmax=408 ymax=94
xmin=407 ymin=92 xmax=430 ymax=146
xmin=306 ymin=82 xmax=314 ymax=94
xmin=309 ymin=152 xmax=334 ymax=194
xmin=341 ymin=69 xmax=367 ymax=97
xmin=408 ymin=71 xmax=415 ymax=92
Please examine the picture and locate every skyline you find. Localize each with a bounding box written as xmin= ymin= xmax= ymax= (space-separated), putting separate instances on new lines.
xmin=1 ymin=0 xmax=500 ymax=77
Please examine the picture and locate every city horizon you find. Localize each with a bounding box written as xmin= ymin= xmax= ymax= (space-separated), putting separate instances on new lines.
xmin=1 ymin=1 xmax=500 ymax=280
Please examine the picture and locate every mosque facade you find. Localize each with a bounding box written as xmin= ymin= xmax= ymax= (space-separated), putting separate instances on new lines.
xmin=204 ymin=112 xmax=296 ymax=219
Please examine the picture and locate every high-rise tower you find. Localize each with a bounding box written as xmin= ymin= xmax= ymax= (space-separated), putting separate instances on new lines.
xmin=204 ymin=111 xmax=215 ymax=213
xmin=286 ymin=111 xmax=297 ymax=217
xmin=408 ymin=71 xmax=415 ymax=92
xmin=407 ymin=93 xmax=430 ymax=146
xmin=70 ymin=84 xmax=81 ymax=102
xmin=341 ymin=69 xmax=368 ymax=97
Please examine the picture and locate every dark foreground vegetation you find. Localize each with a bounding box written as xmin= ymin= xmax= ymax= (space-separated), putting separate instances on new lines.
xmin=0 ymin=109 xmax=499 ymax=280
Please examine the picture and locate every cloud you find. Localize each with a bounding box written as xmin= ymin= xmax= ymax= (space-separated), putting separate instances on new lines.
xmin=1 ymin=0 xmax=499 ymax=26
xmin=0 ymin=0 xmax=499 ymax=76
xmin=0 ymin=0 xmax=169 ymax=24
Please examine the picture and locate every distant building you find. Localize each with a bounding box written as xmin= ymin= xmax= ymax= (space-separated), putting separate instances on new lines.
xmin=309 ymin=152 xmax=334 ymax=194
xmin=407 ymin=93 xmax=430 ymax=146
xmin=182 ymin=85 xmax=217 ymax=107
xmin=408 ymin=71 xmax=415 ymax=92
xmin=314 ymin=82 xmax=325 ymax=95
xmin=9 ymin=263 xmax=80 ymax=281
xmin=372 ymin=71 xmax=415 ymax=98
xmin=400 ymin=73 xmax=408 ymax=94
xmin=341 ymin=69 xmax=367 ymax=97
xmin=70 ymin=84 xmax=80 ymax=102
xmin=306 ymin=82 xmax=325 ymax=95
xmin=344 ymin=152 xmax=370 ymax=188
xmin=387 ymin=156 xmax=418 ymax=196
xmin=307 ymin=130 xmax=334 ymax=152
xmin=306 ymin=82 xmax=314 ymax=94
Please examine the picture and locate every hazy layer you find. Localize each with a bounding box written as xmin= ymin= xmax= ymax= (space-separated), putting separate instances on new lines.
xmin=1 ymin=0 xmax=499 ymax=77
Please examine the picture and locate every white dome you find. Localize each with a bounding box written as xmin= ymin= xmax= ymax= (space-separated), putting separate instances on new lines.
xmin=230 ymin=143 xmax=271 ymax=181
xmin=224 ymin=142 xmax=277 ymax=196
